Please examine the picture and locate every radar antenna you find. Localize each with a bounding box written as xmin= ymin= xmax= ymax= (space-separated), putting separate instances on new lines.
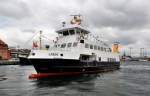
xmin=70 ymin=14 xmax=82 ymax=25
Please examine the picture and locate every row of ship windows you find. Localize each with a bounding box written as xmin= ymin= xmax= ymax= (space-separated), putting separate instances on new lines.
xmin=55 ymin=42 xmax=78 ymax=48
xmin=108 ymin=58 xmax=116 ymax=62
xmin=55 ymin=42 xmax=111 ymax=52
xmin=99 ymin=58 xmax=116 ymax=62
xmin=58 ymin=29 xmax=88 ymax=36
xmin=85 ymin=43 xmax=112 ymax=52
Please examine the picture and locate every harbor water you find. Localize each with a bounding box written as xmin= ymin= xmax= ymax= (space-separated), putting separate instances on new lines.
xmin=0 ymin=61 xmax=150 ymax=96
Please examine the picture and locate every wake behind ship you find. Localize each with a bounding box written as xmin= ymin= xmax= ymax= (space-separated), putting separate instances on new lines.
xmin=28 ymin=15 xmax=120 ymax=76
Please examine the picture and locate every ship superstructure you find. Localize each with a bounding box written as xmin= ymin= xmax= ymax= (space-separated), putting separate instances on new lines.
xmin=28 ymin=15 xmax=120 ymax=74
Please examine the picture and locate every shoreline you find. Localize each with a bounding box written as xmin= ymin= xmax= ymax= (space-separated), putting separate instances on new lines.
xmin=0 ymin=60 xmax=19 ymax=65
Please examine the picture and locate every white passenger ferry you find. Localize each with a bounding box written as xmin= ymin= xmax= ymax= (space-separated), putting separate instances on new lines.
xmin=28 ymin=15 xmax=120 ymax=76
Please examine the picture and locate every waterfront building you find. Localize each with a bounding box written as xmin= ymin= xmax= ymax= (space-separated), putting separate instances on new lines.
xmin=0 ymin=39 xmax=11 ymax=60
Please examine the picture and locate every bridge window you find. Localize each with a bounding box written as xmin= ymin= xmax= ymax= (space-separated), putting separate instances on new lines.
xmin=67 ymin=43 xmax=72 ymax=47
xmin=90 ymin=45 xmax=93 ymax=49
xmin=94 ymin=45 xmax=97 ymax=50
xmin=73 ymin=42 xmax=78 ymax=47
xmin=109 ymin=48 xmax=112 ymax=52
xmin=76 ymin=29 xmax=80 ymax=34
xmin=69 ymin=30 xmax=75 ymax=35
xmin=61 ymin=43 xmax=66 ymax=48
xmin=98 ymin=46 xmax=100 ymax=50
xmin=81 ymin=30 xmax=84 ymax=34
xmin=85 ymin=43 xmax=89 ymax=48
xmin=63 ymin=30 xmax=69 ymax=36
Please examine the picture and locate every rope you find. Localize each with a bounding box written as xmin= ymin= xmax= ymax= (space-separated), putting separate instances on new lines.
xmin=22 ymin=32 xmax=39 ymax=48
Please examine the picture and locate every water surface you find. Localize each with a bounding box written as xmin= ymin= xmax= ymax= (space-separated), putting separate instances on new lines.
xmin=0 ymin=61 xmax=150 ymax=96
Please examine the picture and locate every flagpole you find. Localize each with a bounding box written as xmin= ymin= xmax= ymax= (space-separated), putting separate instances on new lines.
xmin=39 ymin=30 xmax=42 ymax=50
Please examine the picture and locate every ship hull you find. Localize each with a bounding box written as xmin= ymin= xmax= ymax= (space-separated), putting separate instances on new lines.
xmin=29 ymin=59 xmax=120 ymax=74
xmin=19 ymin=57 xmax=31 ymax=65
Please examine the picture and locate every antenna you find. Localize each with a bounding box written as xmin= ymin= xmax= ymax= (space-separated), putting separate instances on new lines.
xmin=62 ymin=21 xmax=66 ymax=27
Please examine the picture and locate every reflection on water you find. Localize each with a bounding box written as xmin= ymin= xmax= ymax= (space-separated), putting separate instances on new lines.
xmin=34 ymin=74 xmax=99 ymax=88
xmin=0 ymin=62 xmax=150 ymax=96
xmin=0 ymin=74 xmax=7 ymax=81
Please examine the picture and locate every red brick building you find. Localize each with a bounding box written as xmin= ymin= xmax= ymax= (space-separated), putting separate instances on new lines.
xmin=0 ymin=39 xmax=11 ymax=60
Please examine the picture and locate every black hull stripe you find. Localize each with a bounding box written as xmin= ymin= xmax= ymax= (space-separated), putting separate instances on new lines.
xmin=19 ymin=57 xmax=31 ymax=65
xmin=29 ymin=59 xmax=120 ymax=73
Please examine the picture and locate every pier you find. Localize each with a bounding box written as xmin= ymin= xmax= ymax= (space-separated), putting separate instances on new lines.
xmin=0 ymin=60 xmax=19 ymax=65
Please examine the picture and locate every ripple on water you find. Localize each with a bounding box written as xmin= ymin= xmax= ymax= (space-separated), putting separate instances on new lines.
xmin=0 ymin=74 xmax=8 ymax=81
xmin=0 ymin=62 xmax=150 ymax=96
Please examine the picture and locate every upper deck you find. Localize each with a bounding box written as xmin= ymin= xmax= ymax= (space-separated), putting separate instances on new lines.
xmin=52 ymin=15 xmax=111 ymax=51
xmin=56 ymin=25 xmax=90 ymax=34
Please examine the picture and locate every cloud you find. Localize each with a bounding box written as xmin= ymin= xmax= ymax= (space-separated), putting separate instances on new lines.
xmin=85 ymin=0 xmax=150 ymax=30
xmin=0 ymin=0 xmax=32 ymax=19
xmin=0 ymin=0 xmax=150 ymax=55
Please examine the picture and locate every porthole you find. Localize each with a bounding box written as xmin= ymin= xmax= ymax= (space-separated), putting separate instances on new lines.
xmin=60 ymin=54 xmax=63 ymax=56
xmin=32 ymin=53 xmax=35 ymax=56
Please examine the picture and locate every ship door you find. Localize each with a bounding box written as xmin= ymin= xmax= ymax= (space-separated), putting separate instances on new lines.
xmin=79 ymin=53 xmax=97 ymax=62
xmin=79 ymin=55 xmax=90 ymax=62
xmin=90 ymin=53 xmax=96 ymax=61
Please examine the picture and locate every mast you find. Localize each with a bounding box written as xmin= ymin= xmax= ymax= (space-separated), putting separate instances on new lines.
xmin=39 ymin=30 xmax=42 ymax=50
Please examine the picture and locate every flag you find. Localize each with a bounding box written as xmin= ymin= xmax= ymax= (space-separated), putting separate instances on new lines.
xmin=32 ymin=41 xmax=38 ymax=49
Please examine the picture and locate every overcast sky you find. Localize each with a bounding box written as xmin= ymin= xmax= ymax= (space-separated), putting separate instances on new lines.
xmin=0 ymin=0 xmax=150 ymax=56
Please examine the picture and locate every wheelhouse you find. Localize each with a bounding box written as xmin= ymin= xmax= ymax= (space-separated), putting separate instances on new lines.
xmin=56 ymin=27 xmax=90 ymax=37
